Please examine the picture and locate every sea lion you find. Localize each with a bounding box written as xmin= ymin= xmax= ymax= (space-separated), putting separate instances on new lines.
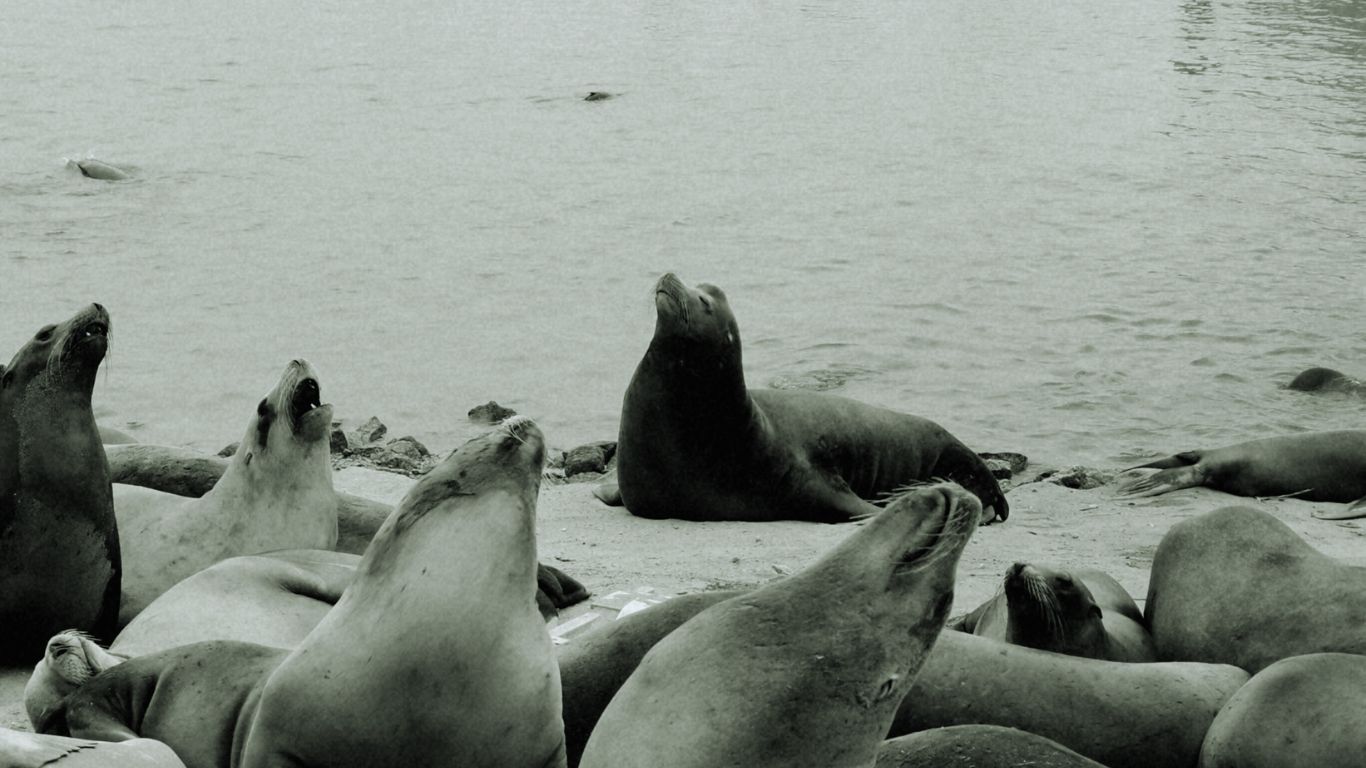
xmin=1145 ymin=505 xmax=1366 ymax=672
xmin=1115 ymin=430 xmax=1366 ymax=519
xmin=111 ymin=550 xmax=357 ymax=657
xmin=950 ymin=562 xmax=1156 ymax=662
xmin=238 ymin=416 xmax=567 ymax=768
xmin=580 ymin=482 xmax=981 ymax=768
xmin=112 ymin=359 xmax=338 ymax=625
xmin=876 ymin=725 xmax=1107 ymax=768
xmin=106 ymin=442 xmax=590 ymax=615
xmin=0 ymin=303 xmax=121 ymax=663
xmin=1198 ymin=652 xmax=1366 ymax=768
xmin=0 ymin=727 xmax=185 ymax=767
xmin=1286 ymin=366 xmax=1366 ymax=395
xmin=614 ymin=272 xmax=1008 ymax=524
xmin=889 ymin=629 xmax=1249 ymax=768
xmin=25 ymin=631 xmax=127 ymax=732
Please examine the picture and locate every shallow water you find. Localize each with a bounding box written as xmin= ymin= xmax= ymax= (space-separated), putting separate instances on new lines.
xmin=3 ymin=0 xmax=1364 ymax=464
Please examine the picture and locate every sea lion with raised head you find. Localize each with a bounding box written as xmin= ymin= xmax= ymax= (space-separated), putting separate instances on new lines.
xmin=950 ymin=562 xmax=1155 ymax=662
xmin=1145 ymin=505 xmax=1366 ymax=672
xmin=580 ymin=482 xmax=981 ymax=768
xmin=1115 ymin=430 xmax=1366 ymax=520
xmin=613 ymin=272 xmax=1008 ymax=524
xmin=0 ymin=304 xmax=121 ymax=663
xmin=238 ymin=415 xmax=566 ymax=768
xmin=112 ymin=359 xmax=338 ymax=625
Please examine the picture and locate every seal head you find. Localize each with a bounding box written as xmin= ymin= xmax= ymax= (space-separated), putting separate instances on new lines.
xmin=24 ymin=631 xmax=128 ymax=732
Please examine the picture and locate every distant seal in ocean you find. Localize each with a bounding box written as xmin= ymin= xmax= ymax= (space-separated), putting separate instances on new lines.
xmin=1114 ymin=431 xmax=1366 ymax=520
xmin=0 ymin=303 xmax=121 ymax=663
xmin=112 ymin=359 xmax=338 ymax=625
xmin=1145 ymin=505 xmax=1366 ymax=673
xmin=1285 ymin=366 xmax=1366 ymax=396
xmin=614 ymin=272 xmax=1008 ymax=524
xmin=65 ymin=158 xmax=130 ymax=181
xmin=950 ymin=562 xmax=1156 ymax=662
xmin=25 ymin=631 xmax=128 ymax=732
xmin=238 ymin=416 xmax=567 ymax=768
xmin=580 ymin=482 xmax=981 ymax=768
xmin=1198 ymin=652 xmax=1366 ymax=768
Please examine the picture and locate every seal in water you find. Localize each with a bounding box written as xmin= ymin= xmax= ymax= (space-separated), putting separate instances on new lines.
xmin=949 ymin=562 xmax=1156 ymax=662
xmin=1285 ymin=366 xmax=1366 ymax=396
xmin=24 ymin=631 xmax=128 ymax=732
xmin=579 ymin=482 xmax=981 ymax=768
xmin=1114 ymin=430 xmax=1366 ymax=520
xmin=613 ymin=272 xmax=1008 ymax=523
xmin=238 ymin=415 xmax=567 ymax=768
xmin=66 ymin=158 xmax=130 ymax=181
xmin=1145 ymin=505 xmax=1366 ymax=673
xmin=0 ymin=303 xmax=121 ymax=663
xmin=112 ymin=359 xmax=339 ymax=625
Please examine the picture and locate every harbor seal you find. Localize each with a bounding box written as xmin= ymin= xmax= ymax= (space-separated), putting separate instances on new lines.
xmin=615 ymin=272 xmax=1008 ymax=523
xmin=580 ymin=482 xmax=981 ymax=768
xmin=112 ymin=359 xmax=338 ymax=625
xmin=1114 ymin=430 xmax=1366 ymax=520
xmin=1145 ymin=505 xmax=1366 ymax=672
xmin=0 ymin=303 xmax=121 ymax=663
xmin=950 ymin=562 xmax=1156 ymax=662
xmin=1199 ymin=652 xmax=1366 ymax=768
xmin=238 ymin=416 xmax=567 ymax=768
xmin=25 ymin=631 xmax=128 ymax=732
xmin=1286 ymin=366 xmax=1366 ymax=396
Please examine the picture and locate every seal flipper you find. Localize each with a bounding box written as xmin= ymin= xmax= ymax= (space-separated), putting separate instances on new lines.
xmin=1312 ymin=496 xmax=1366 ymax=521
xmin=593 ymin=481 xmax=623 ymax=506
xmin=0 ymin=727 xmax=100 ymax=767
xmin=1127 ymin=451 xmax=1203 ymax=471
xmin=1113 ymin=464 xmax=1206 ymax=498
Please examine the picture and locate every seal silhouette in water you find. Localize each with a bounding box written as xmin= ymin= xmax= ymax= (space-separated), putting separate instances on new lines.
xmin=612 ymin=272 xmax=1008 ymax=523
xmin=0 ymin=303 xmax=121 ymax=663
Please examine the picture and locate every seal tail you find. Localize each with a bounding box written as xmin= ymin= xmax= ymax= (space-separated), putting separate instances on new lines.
xmin=1312 ymin=496 xmax=1366 ymax=521
xmin=1112 ymin=467 xmax=1202 ymax=498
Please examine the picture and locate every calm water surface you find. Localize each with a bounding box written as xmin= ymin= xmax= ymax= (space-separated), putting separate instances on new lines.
xmin=3 ymin=0 xmax=1363 ymax=465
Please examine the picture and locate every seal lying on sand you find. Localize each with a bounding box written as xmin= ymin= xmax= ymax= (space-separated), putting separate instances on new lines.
xmin=1115 ymin=431 xmax=1366 ymax=520
xmin=43 ymin=418 xmax=568 ymax=768
xmin=611 ymin=272 xmax=1008 ymax=523
xmin=949 ymin=562 xmax=1156 ymax=662
xmin=1199 ymin=653 xmax=1366 ymax=768
xmin=0 ymin=303 xmax=121 ymax=663
xmin=1285 ymin=366 xmax=1366 ymax=396
xmin=1146 ymin=505 xmax=1366 ymax=673
xmin=580 ymin=482 xmax=981 ymax=768
xmin=113 ymin=360 xmax=338 ymax=625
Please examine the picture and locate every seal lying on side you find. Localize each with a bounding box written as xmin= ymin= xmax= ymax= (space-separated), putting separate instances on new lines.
xmin=1145 ymin=505 xmax=1366 ymax=672
xmin=42 ymin=419 xmax=567 ymax=768
xmin=613 ymin=272 xmax=1008 ymax=524
xmin=949 ymin=562 xmax=1156 ymax=662
xmin=1114 ymin=431 xmax=1366 ymax=520
xmin=113 ymin=360 xmax=338 ymax=625
xmin=25 ymin=631 xmax=127 ymax=732
xmin=1 ymin=303 xmax=121 ymax=663
xmin=1199 ymin=653 xmax=1366 ymax=768
xmin=1285 ymin=366 xmax=1366 ymax=396
xmin=580 ymin=482 xmax=981 ymax=768
xmin=876 ymin=726 xmax=1107 ymax=768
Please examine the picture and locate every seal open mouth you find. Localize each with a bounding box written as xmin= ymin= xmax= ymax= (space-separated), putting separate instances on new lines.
xmin=290 ymin=377 xmax=324 ymax=432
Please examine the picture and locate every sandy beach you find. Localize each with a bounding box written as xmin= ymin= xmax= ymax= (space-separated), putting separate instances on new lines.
xmin=9 ymin=453 xmax=1360 ymax=733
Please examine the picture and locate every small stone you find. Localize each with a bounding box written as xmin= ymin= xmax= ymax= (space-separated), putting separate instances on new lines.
xmin=330 ymin=424 xmax=349 ymax=455
xmin=979 ymin=452 xmax=1028 ymax=474
xmin=1041 ymin=466 xmax=1116 ymax=490
xmin=218 ymin=442 xmax=238 ymax=458
xmin=387 ymin=436 xmax=430 ymax=460
xmin=468 ymin=401 xmax=517 ymax=424
xmin=351 ymin=416 xmax=387 ymax=445
xmin=984 ymin=459 xmax=1013 ymax=481
xmin=564 ymin=441 xmax=618 ymax=477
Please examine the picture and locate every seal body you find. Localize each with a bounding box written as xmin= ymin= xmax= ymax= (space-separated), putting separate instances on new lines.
xmin=580 ymin=482 xmax=981 ymax=768
xmin=1199 ymin=653 xmax=1366 ymax=768
xmin=112 ymin=549 xmax=356 ymax=657
xmin=113 ymin=360 xmax=338 ymax=625
xmin=876 ymin=726 xmax=1107 ymax=768
xmin=1115 ymin=431 xmax=1366 ymax=519
xmin=889 ymin=630 xmax=1248 ymax=768
xmin=0 ymin=304 xmax=120 ymax=662
xmin=616 ymin=273 xmax=1007 ymax=524
xmin=1286 ymin=366 xmax=1366 ymax=396
xmin=238 ymin=417 xmax=567 ymax=768
xmin=951 ymin=563 xmax=1155 ymax=662
xmin=1145 ymin=505 xmax=1366 ymax=672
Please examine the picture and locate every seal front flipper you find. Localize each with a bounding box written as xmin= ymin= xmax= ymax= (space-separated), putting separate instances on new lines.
xmin=1113 ymin=465 xmax=1206 ymax=498
xmin=592 ymin=481 xmax=623 ymax=506
xmin=1127 ymin=451 xmax=1203 ymax=471
xmin=1312 ymin=495 xmax=1366 ymax=521
xmin=0 ymin=728 xmax=100 ymax=767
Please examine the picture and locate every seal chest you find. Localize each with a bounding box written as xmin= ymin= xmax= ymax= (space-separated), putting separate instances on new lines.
xmin=239 ymin=416 xmax=566 ymax=768
xmin=580 ymin=482 xmax=981 ymax=768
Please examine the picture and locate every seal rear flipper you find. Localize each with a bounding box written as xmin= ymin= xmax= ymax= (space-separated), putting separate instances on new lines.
xmin=592 ymin=481 xmax=623 ymax=506
xmin=1113 ymin=466 xmax=1203 ymax=498
xmin=1312 ymin=496 xmax=1366 ymax=521
xmin=537 ymin=563 xmax=591 ymax=617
